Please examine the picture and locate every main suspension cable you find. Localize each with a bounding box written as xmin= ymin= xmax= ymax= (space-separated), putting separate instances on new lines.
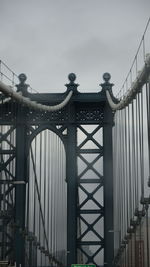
xmin=106 ymin=54 xmax=150 ymax=111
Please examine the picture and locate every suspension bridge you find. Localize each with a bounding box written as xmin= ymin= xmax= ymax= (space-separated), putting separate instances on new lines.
xmin=0 ymin=19 xmax=150 ymax=267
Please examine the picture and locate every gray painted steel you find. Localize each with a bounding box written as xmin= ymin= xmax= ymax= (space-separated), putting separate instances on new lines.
xmin=0 ymin=73 xmax=115 ymax=267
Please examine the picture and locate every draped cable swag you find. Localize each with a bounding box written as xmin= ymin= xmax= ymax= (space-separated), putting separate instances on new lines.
xmin=0 ymin=79 xmax=73 ymax=112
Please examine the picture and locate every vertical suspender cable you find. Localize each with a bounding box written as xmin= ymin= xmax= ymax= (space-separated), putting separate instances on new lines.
xmin=26 ymin=152 xmax=30 ymax=234
xmin=131 ymin=100 xmax=136 ymax=214
xmin=43 ymin=130 xmax=47 ymax=266
xmin=51 ymin=131 xmax=54 ymax=262
xmin=57 ymin=135 xmax=60 ymax=259
xmin=125 ymin=106 xmax=130 ymax=267
xmin=124 ymin=107 xmax=129 ymax=229
xmin=118 ymin=111 xmax=122 ymax=243
xmin=131 ymin=100 xmax=137 ymax=266
xmin=138 ymin=92 xmax=144 ymax=266
xmin=146 ymin=81 xmax=150 ymax=267
xmin=50 ymin=131 xmax=52 ymax=266
xmin=122 ymin=109 xmax=126 ymax=241
xmin=118 ymin=111 xmax=121 ymax=243
xmin=141 ymin=90 xmax=144 ymax=199
xmin=49 ymin=131 xmax=53 ymax=263
xmin=33 ymin=136 xmax=37 ymax=235
xmin=135 ymin=95 xmax=139 ymax=208
xmin=54 ymin=133 xmax=57 ymax=263
xmin=31 ymin=146 xmax=51 ymax=265
xmin=39 ymin=132 xmax=42 ymax=265
xmin=56 ymin=134 xmax=59 ymax=264
xmin=128 ymin=105 xmax=132 ymax=220
xmin=47 ymin=131 xmax=50 ymax=263
xmin=146 ymin=82 xmax=150 ymax=179
xmin=137 ymin=93 xmax=144 ymax=199
xmin=121 ymin=109 xmax=124 ymax=241
xmin=128 ymin=104 xmax=133 ymax=266
xmin=122 ymin=109 xmax=126 ymax=266
xmin=123 ymin=109 xmax=127 ymax=266
xmin=55 ymin=131 xmax=57 ymax=264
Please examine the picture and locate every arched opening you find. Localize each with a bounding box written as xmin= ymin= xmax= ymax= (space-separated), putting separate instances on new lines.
xmin=25 ymin=129 xmax=67 ymax=266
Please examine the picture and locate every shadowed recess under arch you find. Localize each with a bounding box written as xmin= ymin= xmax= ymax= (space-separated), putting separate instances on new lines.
xmin=26 ymin=129 xmax=67 ymax=266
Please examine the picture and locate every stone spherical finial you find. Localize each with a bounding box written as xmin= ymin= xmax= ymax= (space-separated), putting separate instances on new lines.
xmin=103 ymin=72 xmax=111 ymax=83
xmin=18 ymin=73 xmax=27 ymax=84
xmin=68 ymin=73 xmax=76 ymax=83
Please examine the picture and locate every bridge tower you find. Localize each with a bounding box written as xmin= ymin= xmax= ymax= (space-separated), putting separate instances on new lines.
xmin=0 ymin=72 xmax=115 ymax=267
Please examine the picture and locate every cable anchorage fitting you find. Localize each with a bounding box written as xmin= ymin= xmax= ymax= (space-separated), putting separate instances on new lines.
xmin=134 ymin=207 xmax=146 ymax=219
xmin=127 ymin=226 xmax=135 ymax=234
xmin=130 ymin=218 xmax=138 ymax=229
xmin=140 ymin=195 xmax=150 ymax=205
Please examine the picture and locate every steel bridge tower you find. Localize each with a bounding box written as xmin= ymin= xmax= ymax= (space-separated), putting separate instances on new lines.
xmin=0 ymin=72 xmax=115 ymax=267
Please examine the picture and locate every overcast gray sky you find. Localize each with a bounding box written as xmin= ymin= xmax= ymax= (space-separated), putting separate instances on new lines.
xmin=0 ymin=0 xmax=150 ymax=94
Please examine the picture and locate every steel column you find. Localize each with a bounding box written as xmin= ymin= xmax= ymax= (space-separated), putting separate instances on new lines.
xmin=66 ymin=122 xmax=77 ymax=267
xmin=15 ymin=102 xmax=28 ymax=265
xmin=103 ymin=101 xmax=114 ymax=267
